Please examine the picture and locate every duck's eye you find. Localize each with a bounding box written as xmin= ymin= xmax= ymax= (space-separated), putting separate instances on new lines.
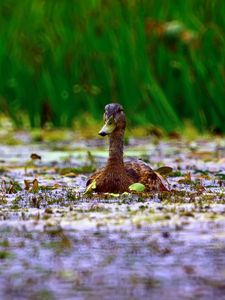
xmin=107 ymin=116 xmax=114 ymax=125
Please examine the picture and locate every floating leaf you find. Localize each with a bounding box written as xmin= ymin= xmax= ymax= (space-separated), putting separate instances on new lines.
xmin=129 ymin=183 xmax=145 ymax=192
xmin=8 ymin=181 xmax=22 ymax=193
xmin=24 ymin=180 xmax=30 ymax=190
xmin=122 ymin=192 xmax=129 ymax=196
xmin=156 ymin=166 xmax=173 ymax=176
xmin=106 ymin=193 xmax=120 ymax=198
xmin=84 ymin=180 xmax=97 ymax=195
xmin=64 ymin=172 xmax=77 ymax=178
xmin=31 ymin=179 xmax=39 ymax=193
xmin=178 ymin=173 xmax=193 ymax=185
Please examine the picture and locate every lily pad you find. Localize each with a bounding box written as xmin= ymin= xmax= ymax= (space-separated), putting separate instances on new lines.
xmin=129 ymin=183 xmax=145 ymax=192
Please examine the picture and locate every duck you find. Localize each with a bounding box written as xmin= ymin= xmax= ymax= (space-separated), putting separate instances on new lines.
xmin=86 ymin=103 xmax=169 ymax=193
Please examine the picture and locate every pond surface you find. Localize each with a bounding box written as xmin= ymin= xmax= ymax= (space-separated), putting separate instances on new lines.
xmin=0 ymin=131 xmax=225 ymax=299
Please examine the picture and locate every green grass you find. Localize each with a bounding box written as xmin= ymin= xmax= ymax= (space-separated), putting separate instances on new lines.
xmin=0 ymin=0 xmax=225 ymax=132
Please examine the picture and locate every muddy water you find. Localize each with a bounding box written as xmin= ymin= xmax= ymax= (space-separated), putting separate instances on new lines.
xmin=0 ymin=135 xmax=225 ymax=299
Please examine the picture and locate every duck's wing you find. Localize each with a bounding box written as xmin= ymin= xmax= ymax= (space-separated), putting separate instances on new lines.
xmin=124 ymin=159 xmax=170 ymax=192
xmin=86 ymin=167 xmax=104 ymax=187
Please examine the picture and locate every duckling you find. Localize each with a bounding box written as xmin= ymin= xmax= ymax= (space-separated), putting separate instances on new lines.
xmin=87 ymin=103 xmax=169 ymax=193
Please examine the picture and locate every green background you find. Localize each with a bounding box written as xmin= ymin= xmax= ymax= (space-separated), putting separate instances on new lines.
xmin=0 ymin=0 xmax=224 ymax=132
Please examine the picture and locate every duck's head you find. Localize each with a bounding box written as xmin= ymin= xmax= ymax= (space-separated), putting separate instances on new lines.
xmin=99 ymin=103 xmax=126 ymax=137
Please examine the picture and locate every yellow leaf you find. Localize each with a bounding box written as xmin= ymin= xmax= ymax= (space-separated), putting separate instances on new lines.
xmin=106 ymin=193 xmax=120 ymax=197
xmin=84 ymin=180 xmax=97 ymax=195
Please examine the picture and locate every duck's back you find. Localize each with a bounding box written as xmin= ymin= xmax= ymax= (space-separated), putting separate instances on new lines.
xmin=87 ymin=159 xmax=169 ymax=193
xmin=124 ymin=159 xmax=169 ymax=192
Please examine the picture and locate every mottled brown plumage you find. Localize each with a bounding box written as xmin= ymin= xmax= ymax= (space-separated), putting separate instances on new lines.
xmin=87 ymin=103 xmax=169 ymax=193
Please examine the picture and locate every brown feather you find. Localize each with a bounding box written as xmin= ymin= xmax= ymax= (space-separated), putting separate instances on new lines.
xmin=88 ymin=160 xmax=169 ymax=193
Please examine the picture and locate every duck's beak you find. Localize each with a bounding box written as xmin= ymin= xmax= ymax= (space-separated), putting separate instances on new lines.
xmin=98 ymin=118 xmax=116 ymax=136
xmin=98 ymin=123 xmax=112 ymax=136
xmin=98 ymin=126 xmax=108 ymax=136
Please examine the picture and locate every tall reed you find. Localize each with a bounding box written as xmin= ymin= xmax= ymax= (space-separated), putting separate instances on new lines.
xmin=0 ymin=0 xmax=224 ymax=132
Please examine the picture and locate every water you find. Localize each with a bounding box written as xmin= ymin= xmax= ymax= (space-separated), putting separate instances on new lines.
xmin=0 ymin=133 xmax=225 ymax=299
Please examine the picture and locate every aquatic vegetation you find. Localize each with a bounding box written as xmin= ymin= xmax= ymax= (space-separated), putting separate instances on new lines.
xmin=0 ymin=129 xmax=225 ymax=299
xmin=0 ymin=250 xmax=13 ymax=260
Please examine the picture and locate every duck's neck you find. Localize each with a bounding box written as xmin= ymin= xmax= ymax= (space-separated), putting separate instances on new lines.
xmin=106 ymin=130 xmax=124 ymax=168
